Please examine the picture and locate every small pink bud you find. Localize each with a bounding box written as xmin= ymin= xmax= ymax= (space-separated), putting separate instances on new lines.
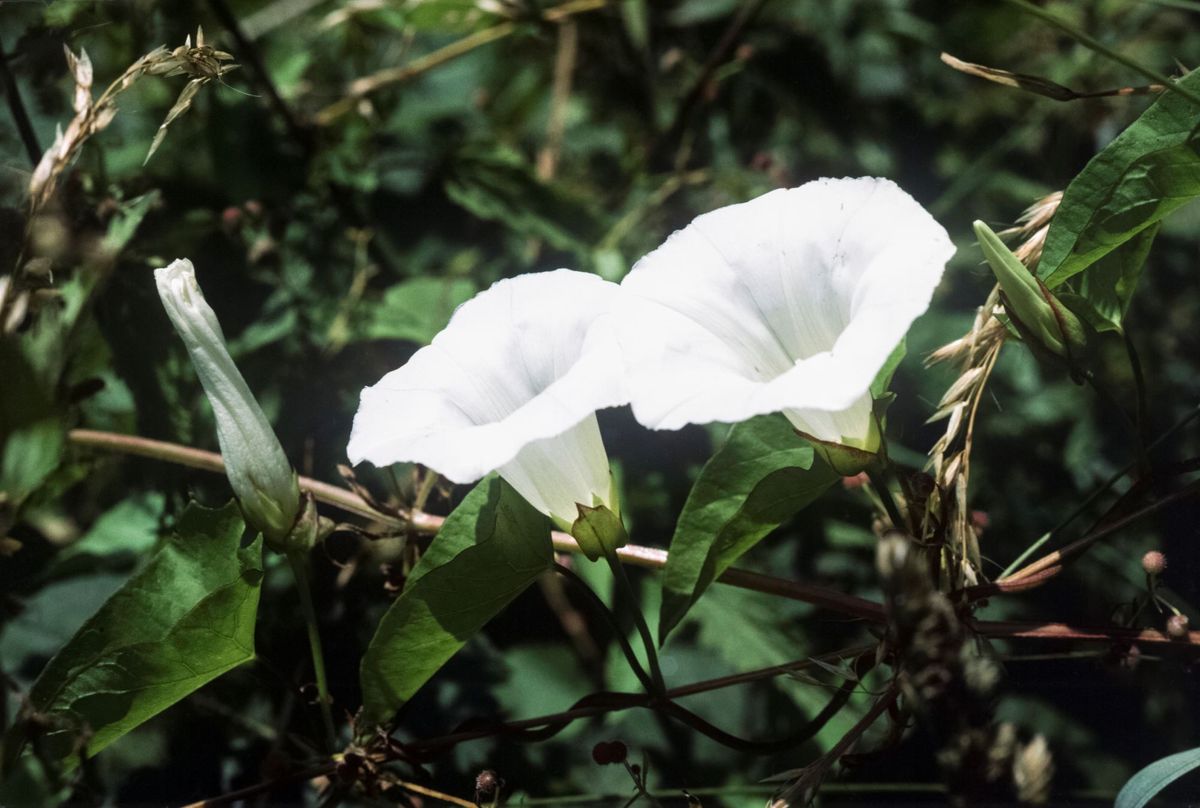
xmin=1168 ymin=614 xmax=1190 ymax=640
xmin=1142 ymin=551 xmax=1167 ymax=576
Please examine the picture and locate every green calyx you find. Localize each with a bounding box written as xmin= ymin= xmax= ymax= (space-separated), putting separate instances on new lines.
xmin=263 ymin=492 xmax=332 ymax=556
xmin=570 ymin=502 xmax=629 ymax=562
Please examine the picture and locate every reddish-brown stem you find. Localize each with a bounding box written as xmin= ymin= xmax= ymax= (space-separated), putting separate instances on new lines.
xmin=999 ymin=480 xmax=1200 ymax=586
xmin=70 ymin=429 xmax=1200 ymax=657
xmin=176 ymin=613 xmax=1199 ymax=807
xmin=177 ymin=646 xmax=872 ymax=806
xmin=67 ymin=429 xmax=881 ymax=620
xmin=68 ymin=429 xmax=439 ymax=531
xmin=974 ymin=620 xmax=1200 ymax=646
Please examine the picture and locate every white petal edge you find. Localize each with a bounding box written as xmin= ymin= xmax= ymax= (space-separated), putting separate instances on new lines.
xmin=616 ymin=177 xmax=955 ymax=444
xmin=347 ymin=269 xmax=625 ymax=489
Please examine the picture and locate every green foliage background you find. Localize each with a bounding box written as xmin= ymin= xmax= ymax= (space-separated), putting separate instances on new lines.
xmin=3 ymin=0 xmax=1200 ymax=804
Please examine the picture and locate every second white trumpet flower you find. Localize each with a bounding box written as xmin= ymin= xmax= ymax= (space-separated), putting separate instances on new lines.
xmin=614 ymin=177 xmax=955 ymax=450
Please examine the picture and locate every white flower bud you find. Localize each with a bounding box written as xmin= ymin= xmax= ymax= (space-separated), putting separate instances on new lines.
xmin=155 ymin=258 xmax=301 ymax=544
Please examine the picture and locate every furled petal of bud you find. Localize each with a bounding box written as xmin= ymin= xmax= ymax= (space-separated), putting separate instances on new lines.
xmin=154 ymin=258 xmax=301 ymax=545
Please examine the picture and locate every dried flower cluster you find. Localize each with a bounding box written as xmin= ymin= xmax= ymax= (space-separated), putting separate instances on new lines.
xmin=28 ymin=28 xmax=236 ymax=213
xmin=878 ymin=533 xmax=1054 ymax=804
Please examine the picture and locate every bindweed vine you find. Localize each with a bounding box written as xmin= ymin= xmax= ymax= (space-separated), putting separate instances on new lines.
xmin=5 ymin=7 xmax=1200 ymax=807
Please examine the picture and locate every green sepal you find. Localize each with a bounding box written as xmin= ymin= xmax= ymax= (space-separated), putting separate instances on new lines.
xmin=571 ymin=503 xmax=629 ymax=562
xmin=793 ymin=428 xmax=878 ymax=476
xmin=263 ymin=492 xmax=332 ymax=556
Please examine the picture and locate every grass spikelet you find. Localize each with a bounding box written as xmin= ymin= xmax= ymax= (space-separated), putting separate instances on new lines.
xmin=923 ymin=191 xmax=1063 ymax=586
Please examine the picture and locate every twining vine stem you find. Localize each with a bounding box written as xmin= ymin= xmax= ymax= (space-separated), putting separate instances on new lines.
xmin=67 ymin=429 xmax=1200 ymax=648
xmin=999 ymin=401 xmax=1200 ymax=578
xmin=179 ymin=645 xmax=878 ymax=808
xmin=0 ymin=38 xmax=40 ymax=166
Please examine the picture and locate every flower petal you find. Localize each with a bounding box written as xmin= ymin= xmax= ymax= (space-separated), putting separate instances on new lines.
xmin=347 ymin=269 xmax=624 ymax=487
xmin=496 ymin=414 xmax=612 ymax=528
xmin=617 ymin=177 xmax=954 ymax=444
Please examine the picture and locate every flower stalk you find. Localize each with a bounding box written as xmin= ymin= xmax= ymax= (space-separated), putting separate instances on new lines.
xmin=570 ymin=503 xmax=663 ymax=692
xmin=605 ymin=549 xmax=667 ymax=696
xmin=288 ymin=550 xmax=338 ymax=751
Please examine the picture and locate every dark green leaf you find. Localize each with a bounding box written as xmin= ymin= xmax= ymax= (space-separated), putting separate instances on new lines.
xmin=354 ymin=277 xmax=477 ymax=345
xmin=1066 ymin=224 xmax=1159 ymax=332
xmin=228 ymin=310 xmax=298 ymax=357
xmin=0 ymin=418 xmax=65 ymax=510
xmin=358 ymin=477 xmax=552 ymax=728
xmin=658 ymin=415 xmax=838 ymax=642
xmin=444 ymin=145 xmax=603 ymax=255
xmin=17 ymin=502 xmax=262 ymax=763
xmin=49 ymin=492 xmax=165 ymax=577
xmin=1039 ymin=69 xmax=1200 ymax=291
xmin=688 ymin=587 xmax=862 ymax=751
xmin=99 ymin=191 xmax=160 ymax=256
xmin=0 ymin=339 xmax=64 ymax=514
xmin=1115 ymin=747 xmax=1200 ymax=808
xmin=0 ymin=753 xmax=72 ymax=808
xmin=404 ymin=0 xmax=504 ymax=32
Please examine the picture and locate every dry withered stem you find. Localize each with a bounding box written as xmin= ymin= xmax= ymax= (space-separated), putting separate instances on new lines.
xmin=315 ymin=0 xmax=607 ymax=125
xmin=941 ymin=52 xmax=1164 ymax=101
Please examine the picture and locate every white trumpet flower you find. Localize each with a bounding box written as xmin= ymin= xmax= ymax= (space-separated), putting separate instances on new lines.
xmin=155 ymin=258 xmax=302 ymax=544
xmin=616 ymin=177 xmax=955 ymax=450
xmin=347 ymin=269 xmax=624 ymax=530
